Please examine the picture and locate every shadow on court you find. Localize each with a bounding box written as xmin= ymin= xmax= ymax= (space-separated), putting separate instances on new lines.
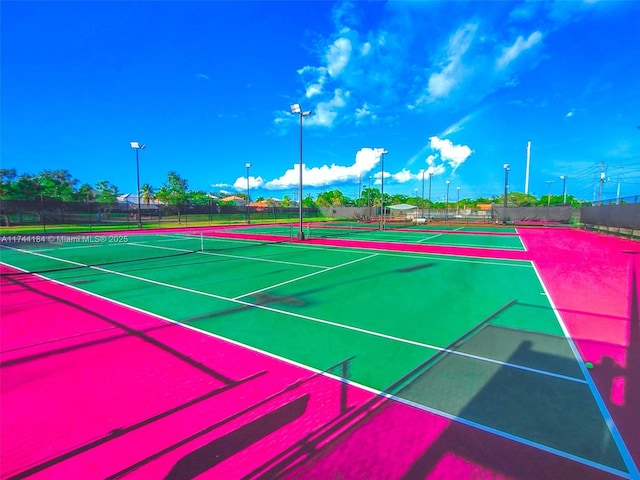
xmin=261 ymin=328 xmax=629 ymax=480
xmin=588 ymin=251 xmax=640 ymax=463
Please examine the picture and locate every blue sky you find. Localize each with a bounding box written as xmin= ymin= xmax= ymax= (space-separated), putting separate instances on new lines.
xmin=2 ymin=0 xmax=640 ymax=203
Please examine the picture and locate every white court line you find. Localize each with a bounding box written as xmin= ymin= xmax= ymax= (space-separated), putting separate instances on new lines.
xmin=1 ymin=257 xmax=631 ymax=480
xmin=417 ymin=233 xmax=444 ymax=243
xmin=233 ymin=253 xmax=379 ymax=301
xmin=3 ymin=245 xmax=586 ymax=386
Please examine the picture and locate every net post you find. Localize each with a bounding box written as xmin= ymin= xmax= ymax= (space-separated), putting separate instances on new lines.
xmin=200 ymin=233 xmax=204 ymax=252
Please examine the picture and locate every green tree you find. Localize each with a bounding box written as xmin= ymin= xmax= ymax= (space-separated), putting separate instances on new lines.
xmin=94 ymin=180 xmax=118 ymax=203
xmin=37 ymin=169 xmax=78 ymax=201
xmin=302 ymin=195 xmax=316 ymax=208
xmin=75 ymin=183 xmax=94 ymax=202
xmin=280 ymin=195 xmax=292 ymax=207
xmin=13 ymin=174 xmax=43 ymax=199
xmin=317 ymin=189 xmax=347 ymax=206
xmin=361 ymin=187 xmax=380 ymax=208
xmin=155 ymin=172 xmax=189 ymax=221
xmin=390 ymin=193 xmax=409 ymax=205
xmin=140 ymin=183 xmax=155 ymax=206
xmin=189 ymin=190 xmax=211 ymax=205
xmin=0 ymin=168 xmax=17 ymax=199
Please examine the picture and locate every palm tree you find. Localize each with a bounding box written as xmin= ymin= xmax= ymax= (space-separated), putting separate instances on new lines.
xmin=140 ymin=183 xmax=155 ymax=218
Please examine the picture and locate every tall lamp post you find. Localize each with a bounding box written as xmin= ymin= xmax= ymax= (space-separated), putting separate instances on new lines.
xmin=503 ymin=164 xmax=510 ymax=224
xmin=445 ymin=180 xmax=451 ymax=221
xmin=290 ymin=103 xmax=311 ymax=240
xmin=427 ymin=172 xmax=432 ymax=220
xmin=368 ymin=175 xmax=372 ymax=219
xmin=456 ymin=186 xmax=460 ymax=217
xmin=379 ymin=149 xmax=388 ymax=230
xmin=245 ymin=163 xmax=252 ymax=224
xmin=421 ymin=170 xmax=425 ymax=219
xmin=130 ymin=141 xmax=146 ymax=229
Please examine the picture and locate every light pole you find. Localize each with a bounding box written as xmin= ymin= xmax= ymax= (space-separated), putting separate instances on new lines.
xmin=379 ymin=149 xmax=388 ymax=230
xmin=245 ymin=163 xmax=252 ymax=224
xmin=421 ymin=170 xmax=425 ymax=219
xmin=368 ymin=175 xmax=372 ymax=219
xmin=427 ymin=172 xmax=432 ymax=220
xmin=503 ymin=163 xmax=510 ymax=208
xmin=457 ymin=186 xmax=460 ymax=217
xmin=560 ymin=175 xmax=567 ymax=204
xmin=445 ymin=180 xmax=450 ymax=221
xmin=503 ymin=164 xmax=510 ymax=224
xmin=130 ymin=141 xmax=146 ymax=229
xmin=290 ymin=103 xmax=311 ymax=240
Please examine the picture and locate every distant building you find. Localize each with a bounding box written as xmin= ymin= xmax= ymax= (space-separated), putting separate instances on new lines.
xmin=117 ymin=194 xmax=161 ymax=213
xmin=221 ymin=195 xmax=247 ymax=207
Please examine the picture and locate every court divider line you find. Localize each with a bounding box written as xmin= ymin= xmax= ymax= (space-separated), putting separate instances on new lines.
xmin=2 ymin=245 xmax=586 ymax=385
xmin=531 ymin=262 xmax=640 ymax=479
xmin=1 ymin=257 xmax=625 ymax=479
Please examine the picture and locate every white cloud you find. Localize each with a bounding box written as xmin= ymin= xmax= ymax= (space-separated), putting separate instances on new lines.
xmin=440 ymin=112 xmax=475 ymax=137
xmin=424 ymin=23 xmax=478 ymax=102
xmin=496 ymin=31 xmax=543 ymax=70
xmin=391 ymin=168 xmax=414 ymax=183
xmin=264 ymin=147 xmax=382 ymax=190
xmin=305 ymin=89 xmax=349 ymax=127
xmin=233 ymin=176 xmax=265 ymax=191
xmin=509 ymin=1 xmax=541 ymax=21
xmin=565 ymin=109 xmax=575 ymax=118
xmin=326 ymin=37 xmax=353 ymax=77
xmin=428 ymin=136 xmax=473 ymax=173
xmin=298 ymin=65 xmax=328 ymax=98
xmin=355 ymin=103 xmax=377 ymax=122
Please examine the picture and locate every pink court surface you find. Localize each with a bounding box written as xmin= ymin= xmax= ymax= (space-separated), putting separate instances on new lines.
xmin=0 ymin=226 xmax=638 ymax=479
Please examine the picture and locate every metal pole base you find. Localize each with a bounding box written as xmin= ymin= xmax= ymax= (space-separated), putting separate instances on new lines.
xmin=297 ymin=231 xmax=305 ymax=241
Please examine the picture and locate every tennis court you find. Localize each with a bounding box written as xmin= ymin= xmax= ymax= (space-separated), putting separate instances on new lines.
xmin=1 ymin=228 xmax=638 ymax=479
xmin=225 ymin=223 xmax=526 ymax=250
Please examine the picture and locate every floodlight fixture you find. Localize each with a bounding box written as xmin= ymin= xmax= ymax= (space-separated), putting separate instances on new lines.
xmin=290 ymin=104 xmax=301 ymax=114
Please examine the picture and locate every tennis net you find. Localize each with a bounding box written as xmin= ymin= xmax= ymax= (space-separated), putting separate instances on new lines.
xmin=0 ymin=232 xmax=289 ymax=277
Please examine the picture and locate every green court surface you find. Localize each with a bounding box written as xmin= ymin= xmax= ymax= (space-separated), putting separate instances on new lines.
xmin=0 ymin=233 xmax=628 ymax=475
xmin=227 ymin=224 xmax=526 ymax=250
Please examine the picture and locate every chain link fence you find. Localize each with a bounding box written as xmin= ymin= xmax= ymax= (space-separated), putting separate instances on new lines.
xmin=0 ymin=198 xmax=320 ymax=232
